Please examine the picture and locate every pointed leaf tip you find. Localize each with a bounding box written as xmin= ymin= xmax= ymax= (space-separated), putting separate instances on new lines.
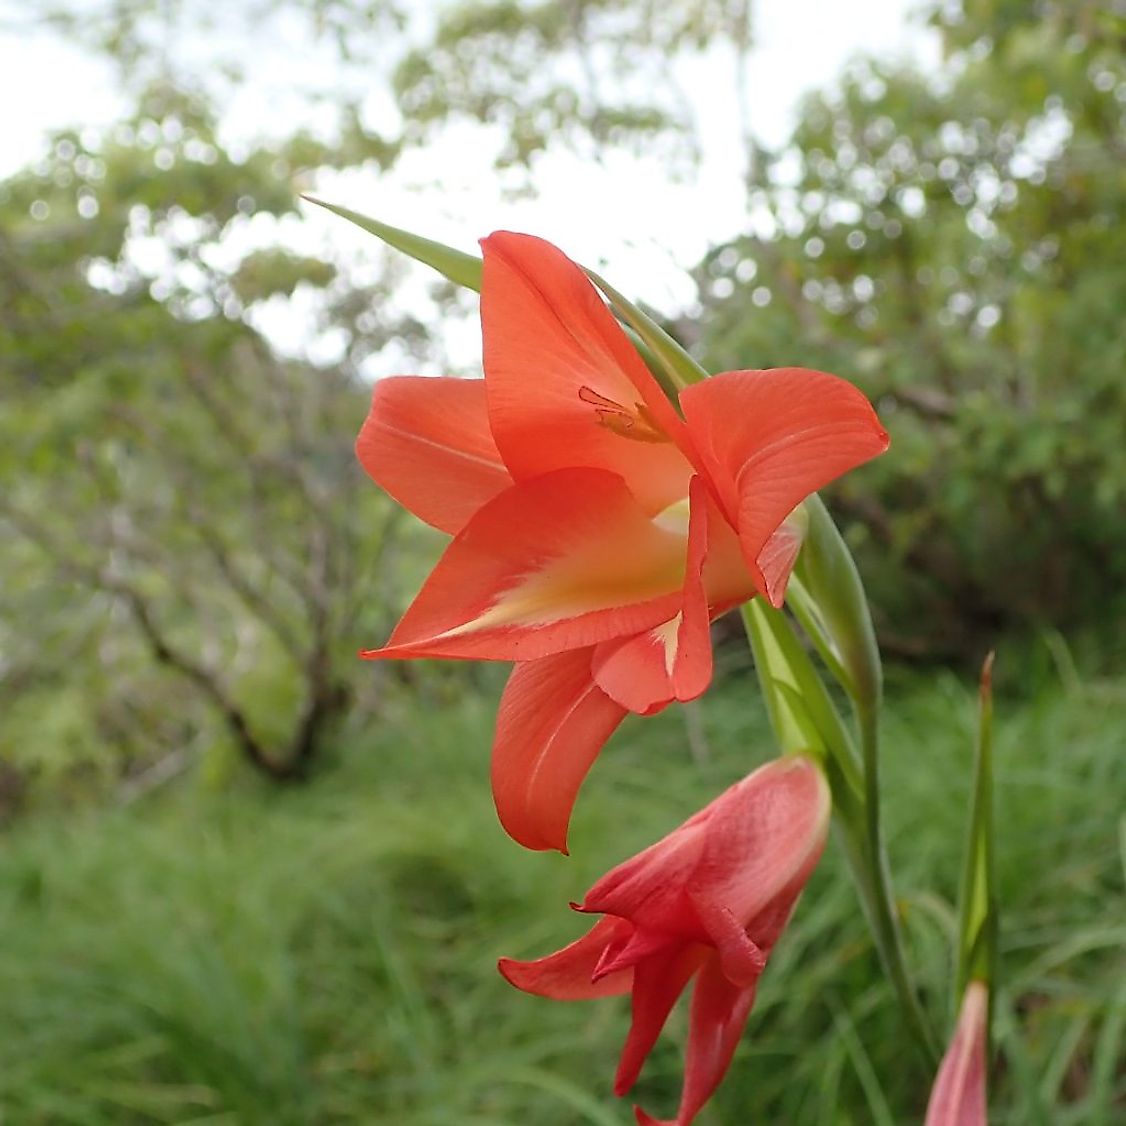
xmin=980 ymin=650 xmax=995 ymax=698
xmin=302 ymin=196 xmax=483 ymax=292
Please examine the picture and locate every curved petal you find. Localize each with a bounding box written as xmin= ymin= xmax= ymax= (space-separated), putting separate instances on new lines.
xmin=634 ymin=954 xmax=758 ymax=1126
xmin=754 ymin=509 xmax=808 ymax=609
xmin=680 ymin=367 xmax=889 ymax=607
xmin=492 ymin=649 xmax=627 ymax=853
xmin=356 ymin=376 xmax=512 ymax=534
xmin=925 ymin=981 xmax=988 ymax=1126
xmin=586 ymin=757 xmax=829 ymax=943
xmin=590 ymin=623 xmax=684 ymax=717
xmin=614 ymin=945 xmax=708 ymax=1097
xmin=694 ymin=756 xmax=830 ymax=929
xmin=592 ymin=924 xmax=682 ymax=981
xmin=499 ymin=915 xmax=634 ymax=1000
xmin=581 ymin=812 xmax=711 ymax=939
xmin=592 ymin=477 xmax=716 ymax=714
xmin=363 ymin=468 xmax=688 ymax=662
xmin=480 ymin=231 xmax=696 ymax=514
xmin=686 ymin=895 xmax=766 ymax=987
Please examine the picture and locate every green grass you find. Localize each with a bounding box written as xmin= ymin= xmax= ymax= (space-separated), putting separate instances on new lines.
xmin=1 ymin=666 xmax=1123 ymax=1124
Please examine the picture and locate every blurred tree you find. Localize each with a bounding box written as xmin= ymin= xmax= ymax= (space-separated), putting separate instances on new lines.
xmin=24 ymin=0 xmax=406 ymax=168
xmin=390 ymin=0 xmax=754 ymax=172
xmin=697 ymin=0 xmax=1125 ymax=658
xmin=0 ymin=87 xmax=428 ymax=795
xmin=16 ymin=0 xmax=756 ymax=183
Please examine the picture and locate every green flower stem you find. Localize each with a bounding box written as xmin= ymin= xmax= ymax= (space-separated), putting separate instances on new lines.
xmin=779 ymin=494 xmax=938 ymax=1063
xmin=741 ymin=600 xmax=938 ymax=1064
xmin=853 ymin=697 xmax=940 ymax=1066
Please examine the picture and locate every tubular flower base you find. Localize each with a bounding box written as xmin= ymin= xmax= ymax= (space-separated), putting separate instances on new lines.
xmin=499 ymin=756 xmax=831 ymax=1126
xmin=357 ymin=231 xmax=888 ymax=851
xmin=925 ymin=981 xmax=989 ymax=1126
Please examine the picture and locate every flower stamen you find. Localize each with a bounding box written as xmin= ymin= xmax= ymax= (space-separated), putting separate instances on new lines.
xmin=578 ymin=385 xmax=668 ymax=443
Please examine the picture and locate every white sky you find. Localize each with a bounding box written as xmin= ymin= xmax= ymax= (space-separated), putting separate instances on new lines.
xmin=0 ymin=0 xmax=939 ymax=368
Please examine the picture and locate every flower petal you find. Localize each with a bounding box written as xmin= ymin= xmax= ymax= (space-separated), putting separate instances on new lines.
xmin=693 ymin=756 xmax=831 ymax=931
xmin=499 ymin=916 xmax=634 ymax=1000
xmin=754 ymin=508 xmax=808 ymax=609
xmin=680 ymin=367 xmax=889 ymax=606
xmin=686 ymin=895 xmax=766 ymax=988
xmin=589 ymin=622 xmax=681 ymax=716
xmin=356 ymin=376 xmax=512 ymax=534
xmin=634 ymin=953 xmax=758 ymax=1126
xmin=583 ymin=756 xmax=829 ymax=944
xmin=492 ymin=649 xmax=627 ymax=853
xmin=581 ymin=809 xmax=711 ymax=939
xmin=364 ymin=468 xmax=688 ymax=661
xmin=592 ymin=476 xmax=716 ymax=715
xmin=925 ymin=981 xmax=988 ymax=1126
xmin=614 ymin=945 xmax=708 ymax=1097
xmin=480 ymin=231 xmax=696 ymax=514
xmin=592 ymin=924 xmax=682 ymax=981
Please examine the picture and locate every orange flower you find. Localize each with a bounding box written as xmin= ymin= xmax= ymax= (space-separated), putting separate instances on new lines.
xmin=358 ymin=232 xmax=887 ymax=850
xmin=925 ymin=981 xmax=989 ymax=1126
xmin=499 ymin=756 xmax=831 ymax=1126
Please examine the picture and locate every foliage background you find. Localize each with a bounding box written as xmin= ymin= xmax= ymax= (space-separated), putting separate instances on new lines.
xmin=0 ymin=0 xmax=1123 ymax=1122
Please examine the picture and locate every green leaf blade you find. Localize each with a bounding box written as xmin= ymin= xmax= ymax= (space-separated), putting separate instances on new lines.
xmin=303 ymin=196 xmax=483 ymax=292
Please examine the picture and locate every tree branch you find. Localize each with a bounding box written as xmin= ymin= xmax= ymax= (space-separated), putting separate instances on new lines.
xmin=0 ymin=499 xmax=318 ymax=781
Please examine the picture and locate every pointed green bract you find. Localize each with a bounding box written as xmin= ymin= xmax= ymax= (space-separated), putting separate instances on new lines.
xmin=786 ymin=573 xmax=852 ymax=697
xmin=741 ymin=600 xmax=861 ymax=800
xmin=302 ymin=196 xmax=484 ymax=291
xmin=792 ymin=493 xmax=882 ymax=714
xmin=956 ymin=653 xmax=998 ymax=1012
xmin=586 ymin=269 xmax=709 ymax=390
xmin=305 ymin=198 xmax=704 ymax=400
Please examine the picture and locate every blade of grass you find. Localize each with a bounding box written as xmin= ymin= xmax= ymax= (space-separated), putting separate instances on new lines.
xmin=830 ymin=1001 xmax=896 ymax=1126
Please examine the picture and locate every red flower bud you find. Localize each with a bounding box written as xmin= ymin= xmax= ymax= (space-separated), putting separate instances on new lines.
xmin=925 ymin=981 xmax=988 ymax=1126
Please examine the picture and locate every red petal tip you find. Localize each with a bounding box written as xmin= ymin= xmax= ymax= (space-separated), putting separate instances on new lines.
xmin=496 ymin=957 xmax=518 ymax=985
